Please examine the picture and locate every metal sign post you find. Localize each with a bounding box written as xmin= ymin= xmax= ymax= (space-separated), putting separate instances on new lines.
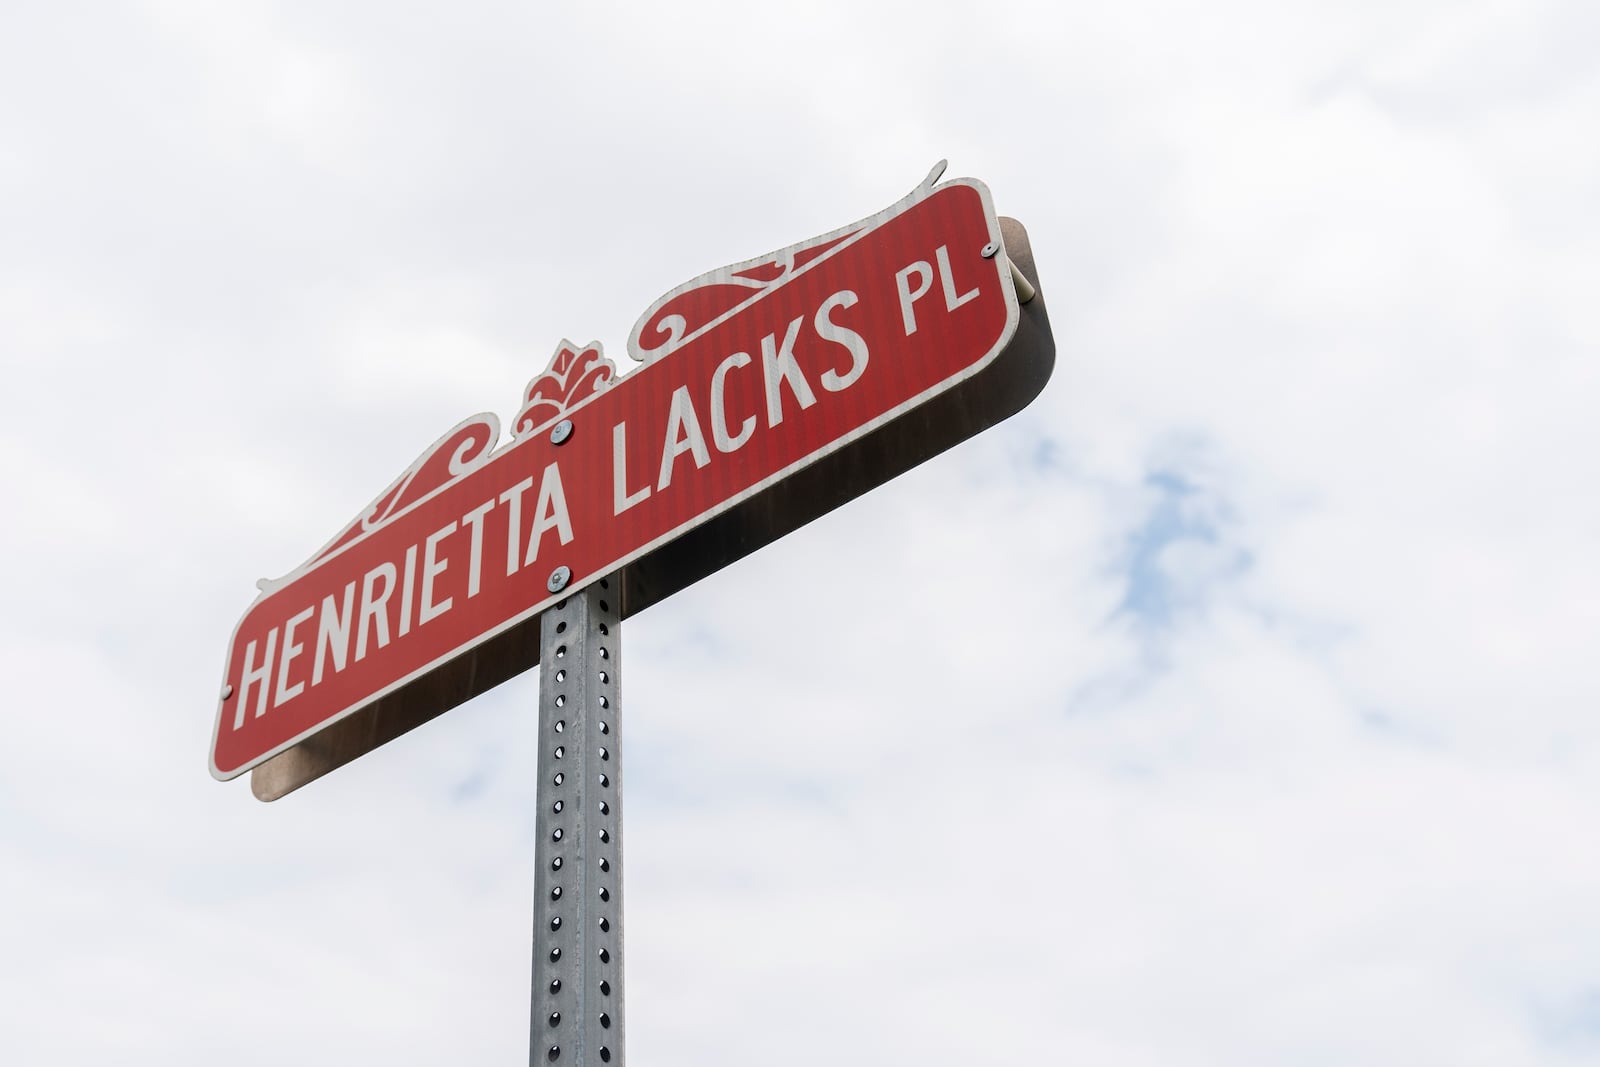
xmin=532 ymin=578 xmax=624 ymax=1066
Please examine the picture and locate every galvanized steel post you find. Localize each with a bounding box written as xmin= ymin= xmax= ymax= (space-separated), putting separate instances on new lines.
xmin=532 ymin=579 xmax=624 ymax=1065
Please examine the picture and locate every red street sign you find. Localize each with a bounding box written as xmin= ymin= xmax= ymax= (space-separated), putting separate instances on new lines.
xmin=212 ymin=167 xmax=1055 ymax=793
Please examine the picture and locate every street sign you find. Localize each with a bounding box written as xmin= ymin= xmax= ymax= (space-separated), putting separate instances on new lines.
xmin=213 ymin=165 xmax=1055 ymax=796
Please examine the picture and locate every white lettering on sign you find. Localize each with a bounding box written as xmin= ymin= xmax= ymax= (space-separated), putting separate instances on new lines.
xmin=895 ymin=260 xmax=933 ymax=335
xmin=217 ymin=175 xmax=1029 ymax=782
xmin=499 ymin=476 xmax=535 ymax=577
xmin=523 ymin=462 xmax=574 ymax=565
xmin=228 ymin=261 xmax=935 ymax=733
xmin=613 ymin=421 xmax=651 ymax=515
xmin=658 ymin=385 xmax=711 ymax=491
xmin=815 ymin=290 xmax=869 ymax=392
xmin=312 ymin=581 xmax=356 ymax=686
xmin=935 ymin=245 xmax=980 ymax=314
xmin=274 ymin=605 xmax=316 ymax=707
xmin=397 ymin=544 xmax=418 ymax=638
xmin=236 ymin=627 xmax=278 ymax=728
xmin=710 ymin=352 xmax=755 ymax=453
xmin=761 ymin=315 xmax=816 ymax=427
xmin=610 ymin=287 xmax=876 ymax=520
xmin=234 ymin=458 xmax=583 ymax=728
xmin=896 ymin=244 xmax=979 ymax=336
xmin=462 ymin=500 xmax=494 ymax=598
xmin=356 ymin=561 xmax=396 ymax=662
xmin=419 ymin=521 xmax=456 ymax=625
xmin=229 ymin=249 xmax=978 ymax=734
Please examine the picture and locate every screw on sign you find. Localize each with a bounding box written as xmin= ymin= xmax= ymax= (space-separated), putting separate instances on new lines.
xmin=208 ymin=162 xmax=1055 ymax=1064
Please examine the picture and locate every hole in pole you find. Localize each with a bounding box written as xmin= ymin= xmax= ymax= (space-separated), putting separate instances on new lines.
xmin=547 ymin=1046 xmax=560 ymax=1062
xmin=598 ymin=948 xmax=610 ymax=963
xmin=548 ymin=1012 xmax=561 ymax=1027
xmin=551 ymin=886 xmax=563 ymax=901
xmin=600 ymin=1047 xmax=611 ymax=1062
xmin=600 ymin=1013 xmax=611 ymax=1029
xmin=554 ymin=720 xmax=565 ymax=734
xmin=549 ymin=978 xmax=561 ymax=994
xmin=553 ymin=773 xmax=564 ymax=786
xmin=600 ymin=980 xmax=611 ymax=996
xmin=599 ymin=887 xmax=610 ymax=901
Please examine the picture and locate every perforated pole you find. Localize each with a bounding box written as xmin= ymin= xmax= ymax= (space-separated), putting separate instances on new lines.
xmin=531 ymin=578 xmax=624 ymax=1066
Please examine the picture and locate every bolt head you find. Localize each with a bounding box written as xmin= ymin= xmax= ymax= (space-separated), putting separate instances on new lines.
xmin=550 ymin=419 xmax=573 ymax=445
xmin=548 ymin=566 xmax=572 ymax=593
xmin=981 ymin=241 xmax=1000 ymax=259
xmin=221 ymin=684 xmax=234 ymax=700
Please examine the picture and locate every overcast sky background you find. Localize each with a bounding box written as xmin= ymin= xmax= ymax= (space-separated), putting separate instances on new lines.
xmin=3 ymin=1 xmax=1597 ymax=1063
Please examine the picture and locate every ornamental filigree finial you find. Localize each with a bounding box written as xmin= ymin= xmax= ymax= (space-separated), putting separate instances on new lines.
xmin=512 ymin=340 xmax=617 ymax=438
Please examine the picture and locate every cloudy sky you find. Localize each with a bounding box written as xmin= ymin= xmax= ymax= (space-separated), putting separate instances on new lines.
xmin=3 ymin=0 xmax=1597 ymax=1063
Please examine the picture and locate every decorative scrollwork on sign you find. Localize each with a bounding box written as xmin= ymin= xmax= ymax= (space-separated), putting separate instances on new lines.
xmin=513 ymin=340 xmax=617 ymax=439
xmin=259 ymin=340 xmax=619 ymax=592
xmin=277 ymin=414 xmax=504 ymax=582
xmin=625 ymin=160 xmax=951 ymax=366
xmin=626 ymin=231 xmax=861 ymax=365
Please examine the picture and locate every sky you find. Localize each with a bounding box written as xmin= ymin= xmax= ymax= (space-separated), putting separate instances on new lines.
xmin=2 ymin=0 xmax=1597 ymax=1063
